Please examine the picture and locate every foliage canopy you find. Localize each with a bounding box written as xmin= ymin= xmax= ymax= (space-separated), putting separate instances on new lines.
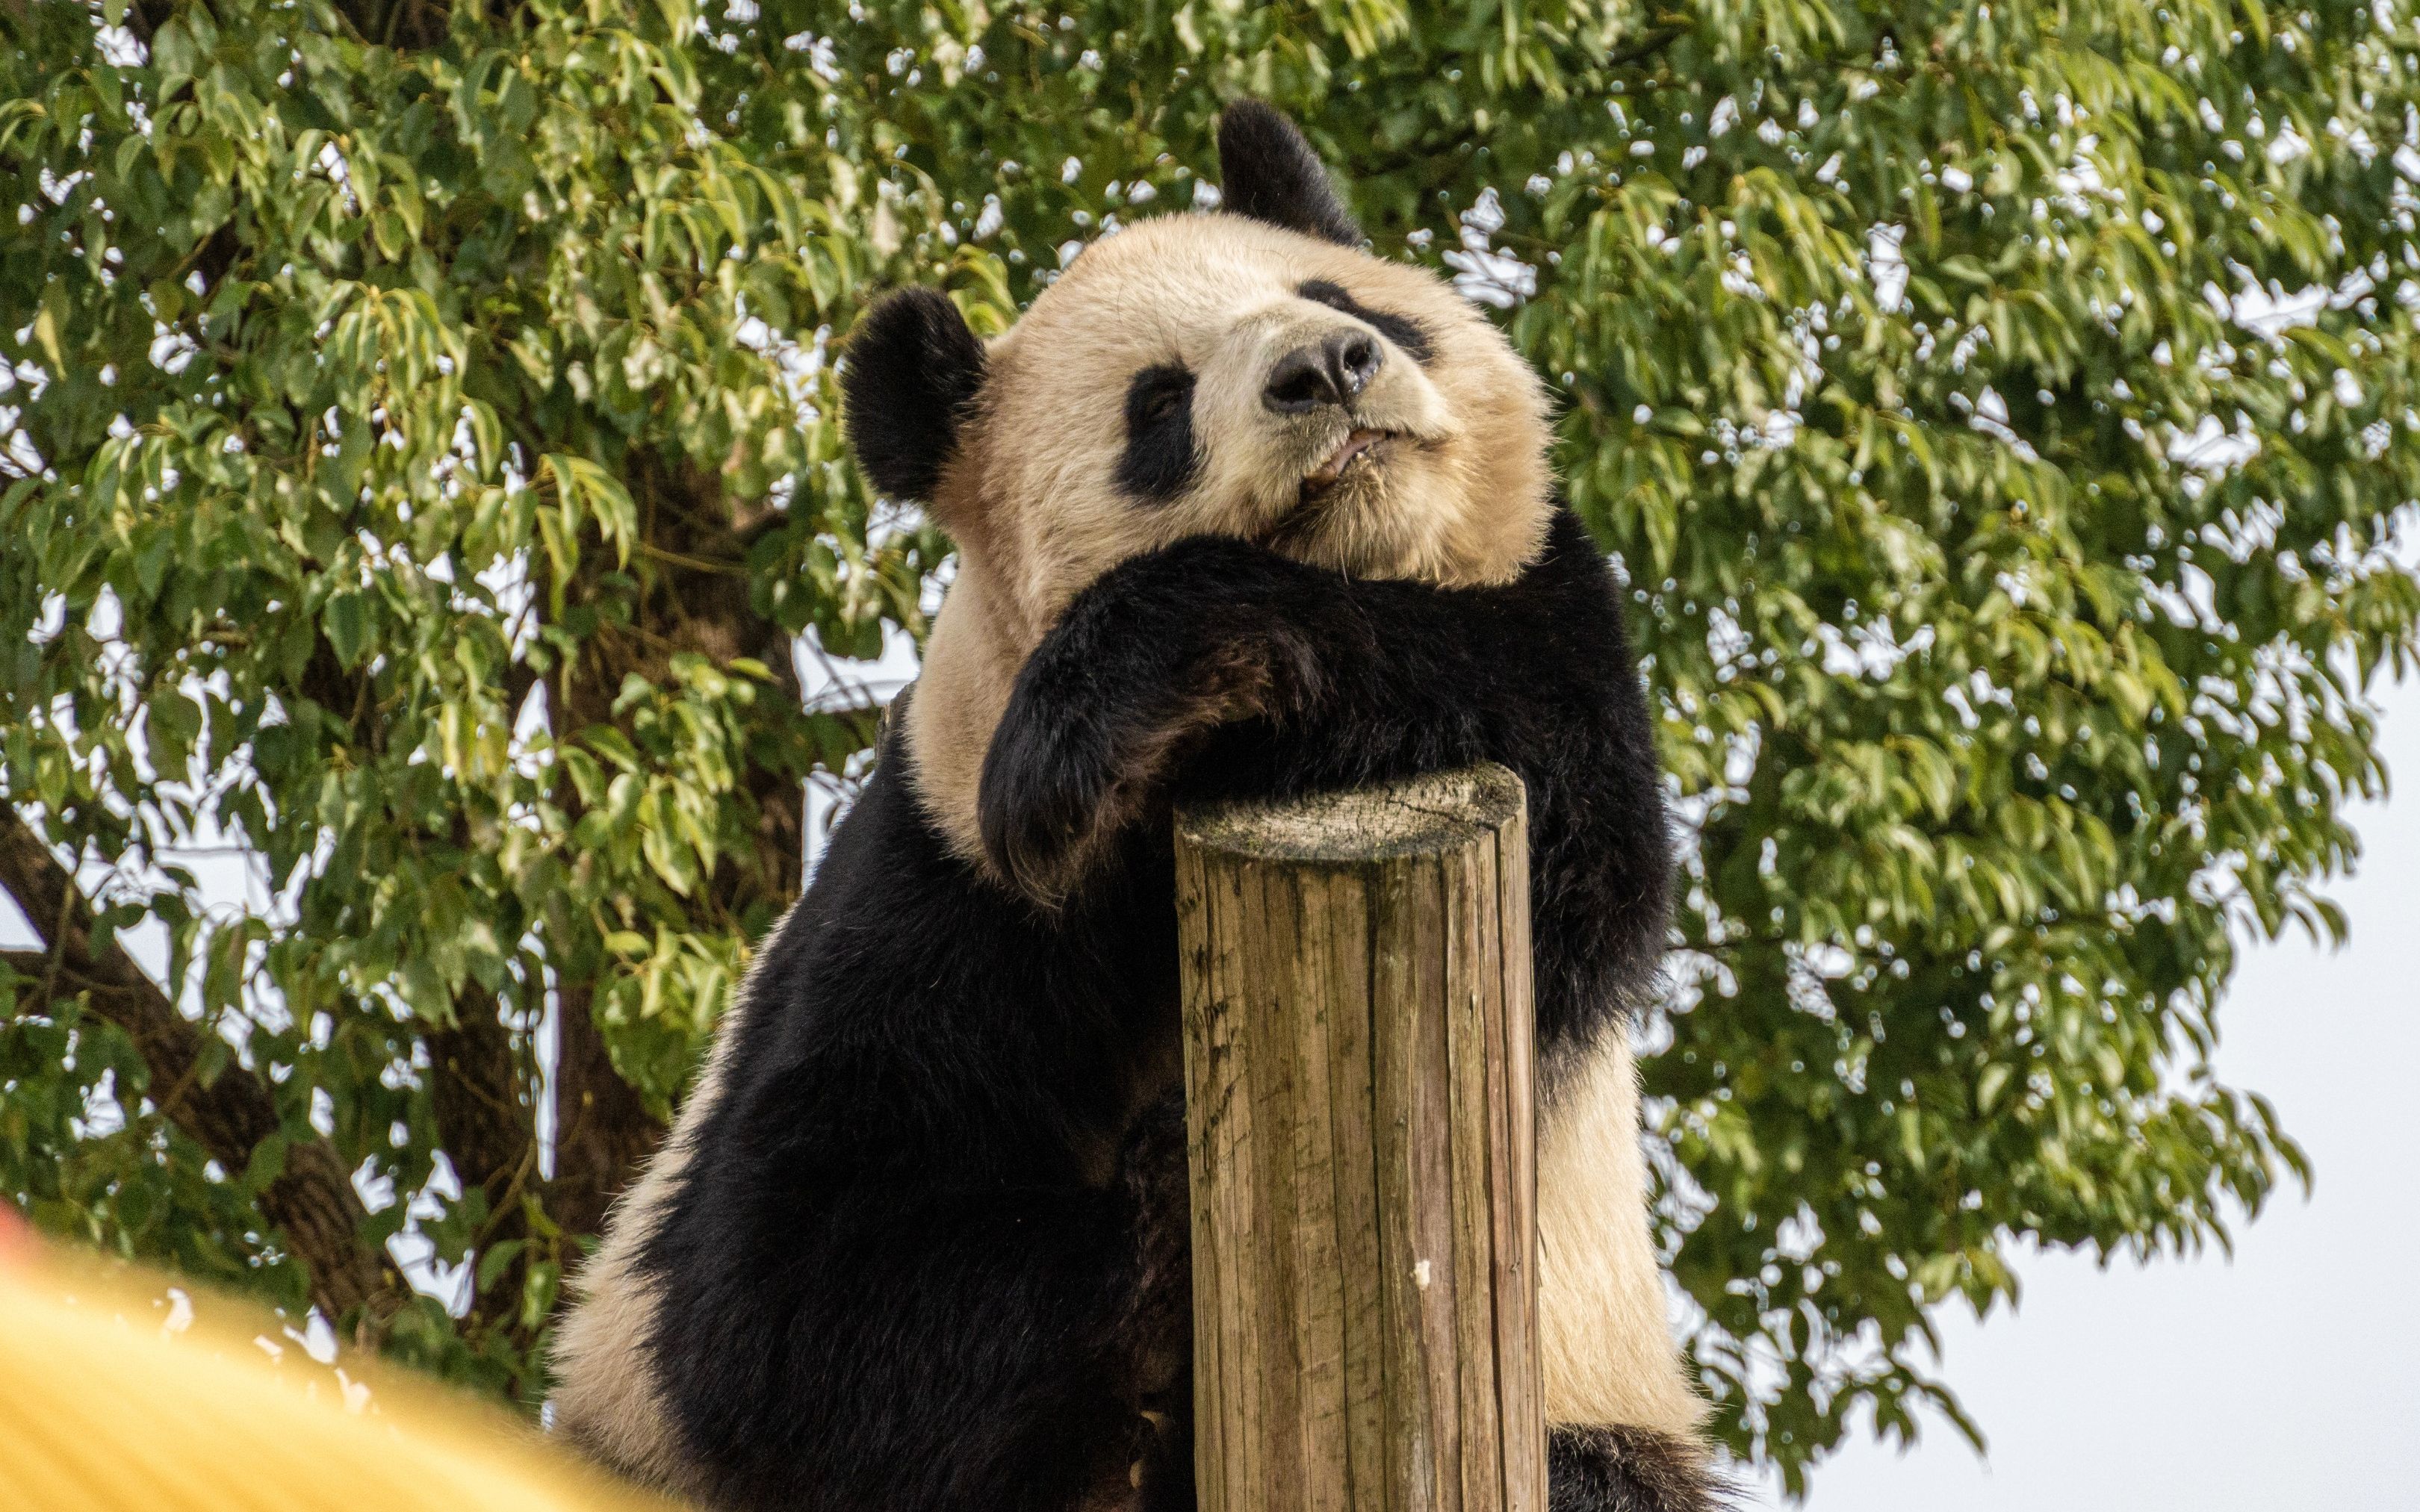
xmin=3 ymin=0 xmax=2416 ymax=1489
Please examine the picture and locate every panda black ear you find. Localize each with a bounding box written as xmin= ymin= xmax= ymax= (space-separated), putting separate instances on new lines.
xmin=1216 ymin=100 xmax=1362 ymax=248
xmin=841 ymin=287 xmax=987 ymax=501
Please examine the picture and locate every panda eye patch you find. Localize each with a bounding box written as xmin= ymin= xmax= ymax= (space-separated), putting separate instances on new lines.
xmin=1116 ymin=363 xmax=1201 ymax=505
xmin=1297 ymin=279 xmax=1435 ymax=365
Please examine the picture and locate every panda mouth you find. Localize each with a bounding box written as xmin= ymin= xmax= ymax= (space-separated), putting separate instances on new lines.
xmin=1297 ymin=428 xmax=1394 ymax=503
xmin=1257 ymin=429 xmax=1408 ymax=554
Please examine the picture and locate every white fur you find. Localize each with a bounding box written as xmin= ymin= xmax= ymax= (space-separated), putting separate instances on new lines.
xmin=1538 ymin=1032 xmax=1705 ymax=1437
xmin=550 ymin=950 xmax=772 ymax=1493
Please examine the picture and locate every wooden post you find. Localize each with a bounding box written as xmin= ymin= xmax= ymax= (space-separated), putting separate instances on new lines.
xmin=1175 ymin=764 xmax=1543 ymax=1512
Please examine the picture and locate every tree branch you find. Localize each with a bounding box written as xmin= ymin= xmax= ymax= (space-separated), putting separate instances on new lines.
xmin=0 ymin=800 xmax=404 ymax=1328
xmin=1609 ymin=22 xmax=1691 ymax=67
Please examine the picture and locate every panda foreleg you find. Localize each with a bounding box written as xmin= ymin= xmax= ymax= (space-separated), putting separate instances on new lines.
xmin=976 ymin=521 xmax=1622 ymax=908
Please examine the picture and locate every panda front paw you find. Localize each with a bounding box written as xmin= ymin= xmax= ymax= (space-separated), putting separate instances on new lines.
xmin=977 ymin=685 xmax=1136 ymax=906
xmin=978 ymin=644 xmax=1303 ymax=903
xmin=977 ymin=538 xmax=1328 ymax=905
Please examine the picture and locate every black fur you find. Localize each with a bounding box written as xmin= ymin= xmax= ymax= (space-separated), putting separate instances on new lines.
xmin=1115 ymin=364 xmax=1202 ymax=503
xmin=841 ymin=287 xmax=987 ymax=501
xmin=1216 ymin=101 xmax=1363 ymax=246
xmin=1551 ymin=1427 xmax=1736 ymax=1512
xmin=1298 ymin=278 xmax=1435 ymax=364
xmin=633 ymin=509 xmax=1714 ymax=1511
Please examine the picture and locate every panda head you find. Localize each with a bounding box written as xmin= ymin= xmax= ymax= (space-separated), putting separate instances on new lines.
xmin=841 ymin=101 xmax=1556 ymax=643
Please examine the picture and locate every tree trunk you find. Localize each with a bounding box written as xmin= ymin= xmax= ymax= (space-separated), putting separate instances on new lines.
xmin=1174 ymin=764 xmax=1545 ymax=1512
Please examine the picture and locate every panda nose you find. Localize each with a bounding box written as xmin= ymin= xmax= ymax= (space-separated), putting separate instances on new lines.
xmin=1262 ymin=329 xmax=1385 ymax=414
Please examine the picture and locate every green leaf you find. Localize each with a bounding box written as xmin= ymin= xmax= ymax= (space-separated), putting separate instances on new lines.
xmin=323 ymin=593 xmax=371 ymax=671
xmin=477 ymin=1238 xmax=527 ymax=1292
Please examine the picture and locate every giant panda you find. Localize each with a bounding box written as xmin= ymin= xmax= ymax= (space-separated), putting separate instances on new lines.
xmin=550 ymin=102 xmax=1720 ymax=1512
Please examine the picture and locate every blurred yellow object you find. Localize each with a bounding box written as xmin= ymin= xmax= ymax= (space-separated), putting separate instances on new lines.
xmin=0 ymin=1231 xmax=686 ymax=1512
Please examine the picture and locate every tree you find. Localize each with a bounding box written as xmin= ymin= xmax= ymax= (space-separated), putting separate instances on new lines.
xmin=1 ymin=0 xmax=2413 ymax=1487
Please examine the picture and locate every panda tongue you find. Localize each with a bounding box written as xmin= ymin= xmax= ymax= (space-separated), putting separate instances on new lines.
xmin=1302 ymin=428 xmax=1386 ymax=494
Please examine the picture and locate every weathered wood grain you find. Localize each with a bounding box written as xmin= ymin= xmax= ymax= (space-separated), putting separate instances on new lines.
xmin=1175 ymin=765 xmax=1542 ymax=1512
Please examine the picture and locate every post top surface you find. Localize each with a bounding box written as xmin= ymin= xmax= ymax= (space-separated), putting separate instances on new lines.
xmin=1176 ymin=762 xmax=1526 ymax=862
